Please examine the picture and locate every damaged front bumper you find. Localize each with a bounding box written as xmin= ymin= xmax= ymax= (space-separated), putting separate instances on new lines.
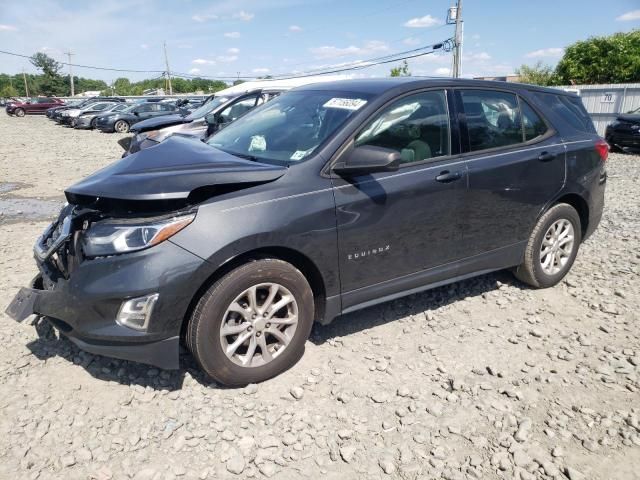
xmin=5 ymin=209 xmax=212 ymax=370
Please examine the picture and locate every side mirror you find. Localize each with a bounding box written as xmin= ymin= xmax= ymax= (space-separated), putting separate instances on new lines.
xmin=117 ymin=137 xmax=132 ymax=151
xmin=205 ymin=112 xmax=218 ymax=126
xmin=333 ymin=145 xmax=400 ymax=176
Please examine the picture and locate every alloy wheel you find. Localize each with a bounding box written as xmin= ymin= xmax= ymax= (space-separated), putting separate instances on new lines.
xmin=219 ymin=283 xmax=299 ymax=368
xmin=539 ymin=219 xmax=575 ymax=275
xmin=114 ymin=120 xmax=129 ymax=133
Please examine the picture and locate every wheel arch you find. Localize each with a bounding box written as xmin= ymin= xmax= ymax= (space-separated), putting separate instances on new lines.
xmin=180 ymin=246 xmax=328 ymax=342
xmin=552 ymin=192 xmax=589 ymax=239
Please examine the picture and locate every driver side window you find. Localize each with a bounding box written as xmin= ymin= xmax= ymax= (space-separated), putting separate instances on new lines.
xmin=219 ymin=96 xmax=258 ymax=124
xmin=355 ymin=90 xmax=450 ymax=164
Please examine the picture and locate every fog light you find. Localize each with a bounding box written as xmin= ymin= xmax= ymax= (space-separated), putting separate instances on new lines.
xmin=116 ymin=293 xmax=159 ymax=331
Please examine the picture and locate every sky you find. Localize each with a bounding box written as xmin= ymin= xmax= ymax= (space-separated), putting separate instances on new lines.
xmin=0 ymin=0 xmax=639 ymax=84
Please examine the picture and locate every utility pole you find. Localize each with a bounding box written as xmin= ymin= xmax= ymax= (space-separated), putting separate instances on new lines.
xmin=65 ymin=49 xmax=75 ymax=96
xmin=163 ymin=41 xmax=173 ymax=95
xmin=448 ymin=0 xmax=464 ymax=78
xmin=22 ymin=69 xmax=29 ymax=97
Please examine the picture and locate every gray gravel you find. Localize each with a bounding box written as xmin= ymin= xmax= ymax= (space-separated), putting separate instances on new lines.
xmin=1 ymin=115 xmax=639 ymax=479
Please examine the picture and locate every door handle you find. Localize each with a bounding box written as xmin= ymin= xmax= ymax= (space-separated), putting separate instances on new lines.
xmin=538 ymin=151 xmax=556 ymax=162
xmin=435 ymin=170 xmax=462 ymax=183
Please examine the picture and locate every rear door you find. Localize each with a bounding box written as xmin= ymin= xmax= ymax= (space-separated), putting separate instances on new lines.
xmin=457 ymin=88 xmax=565 ymax=260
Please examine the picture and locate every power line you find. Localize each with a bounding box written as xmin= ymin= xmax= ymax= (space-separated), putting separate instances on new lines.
xmin=0 ymin=49 xmax=165 ymax=74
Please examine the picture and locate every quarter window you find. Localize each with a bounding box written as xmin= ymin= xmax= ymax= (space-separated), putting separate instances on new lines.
xmin=461 ymin=90 xmax=522 ymax=151
xmin=355 ymin=90 xmax=450 ymax=164
xmin=521 ymin=100 xmax=547 ymax=141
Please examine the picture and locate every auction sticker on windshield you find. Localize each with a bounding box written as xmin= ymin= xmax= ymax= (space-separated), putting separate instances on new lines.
xmin=323 ymin=98 xmax=368 ymax=111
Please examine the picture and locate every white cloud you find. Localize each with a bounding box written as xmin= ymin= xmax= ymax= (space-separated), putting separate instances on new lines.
xmin=616 ymin=10 xmax=640 ymax=21
xmin=403 ymin=37 xmax=421 ymax=46
xmin=0 ymin=24 xmax=18 ymax=32
xmin=224 ymin=31 xmax=241 ymax=39
xmin=189 ymin=68 xmax=201 ymax=74
xmin=227 ymin=47 xmax=240 ymax=54
xmin=289 ymin=25 xmax=302 ymax=32
xmin=404 ymin=15 xmax=442 ymax=28
xmin=309 ymin=40 xmax=389 ymax=59
xmin=140 ymin=43 xmax=149 ymax=50
xmin=525 ymin=47 xmax=564 ymax=58
xmin=217 ymin=55 xmax=238 ymax=63
xmin=435 ymin=67 xmax=450 ymax=76
xmin=192 ymin=13 xmax=218 ymax=22
xmin=471 ymin=34 xmax=481 ymax=40
xmin=470 ymin=52 xmax=491 ymax=61
xmin=253 ymin=68 xmax=270 ymax=74
xmin=233 ymin=10 xmax=254 ymax=21
xmin=192 ymin=58 xmax=215 ymax=65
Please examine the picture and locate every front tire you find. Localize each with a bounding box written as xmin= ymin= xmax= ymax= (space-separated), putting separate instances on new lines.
xmin=14 ymin=108 xmax=25 ymax=117
xmin=114 ymin=120 xmax=129 ymax=133
xmin=514 ymin=203 xmax=582 ymax=288
xmin=90 ymin=118 xmax=97 ymax=129
xmin=187 ymin=259 xmax=314 ymax=387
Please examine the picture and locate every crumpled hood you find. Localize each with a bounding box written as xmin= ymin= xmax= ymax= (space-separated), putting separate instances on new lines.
xmin=65 ymin=135 xmax=287 ymax=202
xmin=131 ymin=114 xmax=188 ymax=133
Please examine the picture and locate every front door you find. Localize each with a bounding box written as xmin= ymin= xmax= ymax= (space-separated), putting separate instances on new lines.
xmin=331 ymin=89 xmax=467 ymax=309
xmin=457 ymin=88 xmax=565 ymax=258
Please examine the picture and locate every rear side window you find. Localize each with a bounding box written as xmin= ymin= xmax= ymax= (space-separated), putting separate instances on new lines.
xmin=355 ymin=90 xmax=450 ymax=164
xmin=460 ymin=90 xmax=522 ymax=151
xmin=521 ymin=100 xmax=548 ymax=141
xmin=536 ymin=93 xmax=596 ymax=134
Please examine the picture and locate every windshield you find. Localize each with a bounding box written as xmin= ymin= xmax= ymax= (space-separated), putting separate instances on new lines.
xmin=185 ymin=96 xmax=230 ymax=120
xmin=207 ymin=90 xmax=371 ymax=165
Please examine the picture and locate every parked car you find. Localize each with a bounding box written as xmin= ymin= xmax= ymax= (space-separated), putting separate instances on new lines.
xmin=122 ymin=90 xmax=281 ymax=155
xmin=48 ymin=97 xmax=126 ymax=120
xmin=73 ymin=102 xmax=131 ymax=129
xmin=605 ymin=106 xmax=640 ymax=153
xmin=94 ymin=102 xmax=188 ymax=133
xmin=6 ymin=97 xmax=64 ymax=116
xmin=6 ymin=78 xmax=607 ymax=386
xmin=59 ymin=101 xmax=119 ymax=126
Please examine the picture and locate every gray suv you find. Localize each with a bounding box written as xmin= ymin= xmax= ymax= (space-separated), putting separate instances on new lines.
xmin=7 ymin=78 xmax=607 ymax=386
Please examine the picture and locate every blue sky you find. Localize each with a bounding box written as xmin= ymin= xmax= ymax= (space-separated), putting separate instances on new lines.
xmin=1 ymin=0 xmax=639 ymax=84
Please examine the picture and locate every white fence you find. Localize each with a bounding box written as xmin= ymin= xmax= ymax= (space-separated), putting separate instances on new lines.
xmin=556 ymin=83 xmax=640 ymax=136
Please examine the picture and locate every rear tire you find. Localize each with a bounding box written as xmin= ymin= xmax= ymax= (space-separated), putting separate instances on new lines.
xmin=15 ymin=108 xmax=25 ymax=117
xmin=114 ymin=120 xmax=129 ymax=133
xmin=187 ymin=259 xmax=314 ymax=387
xmin=514 ymin=203 xmax=582 ymax=288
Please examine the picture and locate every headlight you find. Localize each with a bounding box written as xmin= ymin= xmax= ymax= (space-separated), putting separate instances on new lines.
xmin=138 ymin=130 xmax=167 ymax=144
xmin=82 ymin=213 xmax=195 ymax=257
xmin=631 ymin=124 xmax=640 ymax=131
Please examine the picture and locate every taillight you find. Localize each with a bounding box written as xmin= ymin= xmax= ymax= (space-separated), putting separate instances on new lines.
xmin=595 ymin=139 xmax=608 ymax=162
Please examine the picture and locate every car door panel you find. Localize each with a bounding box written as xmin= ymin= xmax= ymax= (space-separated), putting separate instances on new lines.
xmin=456 ymin=89 xmax=565 ymax=259
xmin=331 ymin=89 xmax=467 ymax=306
xmin=333 ymin=157 xmax=467 ymax=306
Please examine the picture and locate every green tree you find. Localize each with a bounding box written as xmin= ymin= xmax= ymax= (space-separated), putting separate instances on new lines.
xmin=30 ymin=52 xmax=62 ymax=77
xmin=113 ymin=77 xmax=132 ymax=95
xmin=555 ymin=30 xmax=640 ymax=84
xmin=514 ymin=61 xmax=558 ymax=86
xmin=0 ymin=84 xmax=19 ymax=97
xmin=29 ymin=52 xmax=66 ymax=95
xmin=390 ymin=60 xmax=411 ymax=77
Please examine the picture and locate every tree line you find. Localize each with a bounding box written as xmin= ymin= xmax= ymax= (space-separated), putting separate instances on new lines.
xmin=0 ymin=52 xmax=230 ymax=98
xmin=387 ymin=30 xmax=639 ymax=86
xmin=516 ymin=30 xmax=639 ymax=86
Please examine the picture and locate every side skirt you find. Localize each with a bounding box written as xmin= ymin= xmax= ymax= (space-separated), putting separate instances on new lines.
xmin=321 ymin=241 xmax=526 ymax=324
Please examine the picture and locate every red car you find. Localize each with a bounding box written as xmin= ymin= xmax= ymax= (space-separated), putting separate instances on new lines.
xmin=6 ymin=97 xmax=64 ymax=117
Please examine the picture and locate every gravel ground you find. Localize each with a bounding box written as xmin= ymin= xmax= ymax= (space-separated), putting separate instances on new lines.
xmin=0 ymin=115 xmax=639 ymax=480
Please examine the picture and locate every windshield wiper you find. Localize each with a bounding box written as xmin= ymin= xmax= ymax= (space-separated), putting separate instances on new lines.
xmin=230 ymin=152 xmax=262 ymax=162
